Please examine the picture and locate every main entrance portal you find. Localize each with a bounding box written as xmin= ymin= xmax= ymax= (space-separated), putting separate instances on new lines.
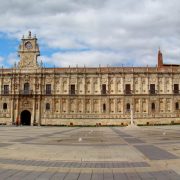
xmin=21 ymin=110 xmax=31 ymax=125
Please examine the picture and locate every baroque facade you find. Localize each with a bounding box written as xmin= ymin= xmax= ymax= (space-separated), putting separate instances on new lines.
xmin=0 ymin=32 xmax=180 ymax=126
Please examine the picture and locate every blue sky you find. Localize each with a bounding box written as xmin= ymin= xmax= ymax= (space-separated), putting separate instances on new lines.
xmin=0 ymin=33 xmax=18 ymax=56
xmin=0 ymin=34 xmax=18 ymax=67
xmin=0 ymin=0 xmax=180 ymax=68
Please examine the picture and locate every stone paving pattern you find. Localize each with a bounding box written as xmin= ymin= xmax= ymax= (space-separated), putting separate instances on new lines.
xmin=0 ymin=125 xmax=179 ymax=179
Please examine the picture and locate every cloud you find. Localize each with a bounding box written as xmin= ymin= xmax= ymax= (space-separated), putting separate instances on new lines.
xmin=6 ymin=53 xmax=19 ymax=66
xmin=40 ymin=49 xmax=157 ymax=68
xmin=0 ymin=56 xmax=4 ymax=66
xmin=41 ymin=50 xmax=125 ymax=67
xmin=0 ymin=53 xmax=19 ymax=68
xmin=0 ymin=0 xmax=180 ymax=67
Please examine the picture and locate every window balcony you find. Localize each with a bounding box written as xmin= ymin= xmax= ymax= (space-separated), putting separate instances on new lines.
xmin=101 ymin=90 xmax=108 ymax=95
xmin=69 ymin=90 xmax=77 ymax=95
xmin=173 ymin=90 xmax=180 ymax=94
xmin=45 ymin=90 xmax=52 ymax=95
xmin=1 ymin=90 xmax=10 ymax=95
xmin=20 ymin=90 xmax=33 ymax=95
xmin=149 ymin=90 xmax=157 ymax=95
xmin=124 ymin=90 xmax=132 ymax=95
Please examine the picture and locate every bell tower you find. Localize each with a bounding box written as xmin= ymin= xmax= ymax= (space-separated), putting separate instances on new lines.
xmin=18 ymin=31 xmax=40 ymax=69
xmin=158 ymin=48 xmax=163 ymax=68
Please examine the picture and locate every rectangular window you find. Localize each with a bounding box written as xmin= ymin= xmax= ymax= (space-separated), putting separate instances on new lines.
xmin=102 ymin=84 xmax=106 ymax=95
xmin=151 ymin=103 xmax=155 ymax=111
xmin=150 ymin=84 xmax=156 ymax=94
xmin=70 ymin=84 xmax=76 ymax=95
xmin=125 ymin=84 xmax=131 ymax=94
xmin=175 ymin=102 xmax=179 ymax=110
xmin=24 ymin=83 xmax=30 ymax=94
xmin=46 ymin=84 xmax=51 ymax=95
xmin=103 ymin=104 xmax=106 ymax=112
xmin=4 ymin=85 xmax=9 ymax=95
xmin=174 ymin=84 xmax=179 ymax=94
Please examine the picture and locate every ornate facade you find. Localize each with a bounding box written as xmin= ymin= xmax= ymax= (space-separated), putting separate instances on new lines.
xmin=0 ymin=32 xmax=180 ymax=126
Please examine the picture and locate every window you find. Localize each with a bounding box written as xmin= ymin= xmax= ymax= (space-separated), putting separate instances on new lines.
xmin=102 ymin=84 xmax=107 ymax=95
xmin=126 ymin=103 xmax=130 ymax=112
xmin=46 ymin=84 xmax=51 ymax=95
xmin=24 ymin=83 xmax=30 ymax=94
xmin=3 ymin=103 xmax=7 ymax=110
xmin=174 ymin=84 xmax=179 ymax=94
xmin=3 ymin=85 xmax=9 ymax=94
xmin=151 ymin=103 xmax=155 ymax=111
xmin=150 ymin=84 xmax=156 ymax=94
xmin=46 ymin=103 xmax=50 ymax=110
xmin=70 ymin=84 xmax=75 ymax=95
xmin=175 ymin=102 xmax=179 ymax=110
xmin=125 ymin=84 xmax=131 ymax=94
xmin=103 ymin=104 xmax=106 ymax=112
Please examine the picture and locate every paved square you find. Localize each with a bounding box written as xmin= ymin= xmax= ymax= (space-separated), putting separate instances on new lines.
xmin=0 ymin=125 xmax=180 ymax=179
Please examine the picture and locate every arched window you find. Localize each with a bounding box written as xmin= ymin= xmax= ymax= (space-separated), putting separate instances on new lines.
xmin=3 ymin=103 xmax=7 ymax=110
xmin=126 ymin=103 xmax=130 ymax=112
xmin=46 ymin=103 xmax=50 ymax=110
xmin=151 ymin=103 xmax=155 ymax=111
xmin=103 ymin=104 xmax=106 ymax=112
xmin=175 ymin=102 xmax=179 ymax=110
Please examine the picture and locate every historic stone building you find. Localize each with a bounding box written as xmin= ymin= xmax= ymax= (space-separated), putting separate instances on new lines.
xmin=0 ymin=32 xmax=180 ymax=126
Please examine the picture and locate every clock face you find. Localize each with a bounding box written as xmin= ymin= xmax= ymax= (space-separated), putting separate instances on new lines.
xmin=25 ymin=42 xmax=32 ymax=49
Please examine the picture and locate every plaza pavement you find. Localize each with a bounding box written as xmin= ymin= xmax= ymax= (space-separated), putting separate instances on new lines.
xmin=0 ymin=125 xmax=179 ymax=179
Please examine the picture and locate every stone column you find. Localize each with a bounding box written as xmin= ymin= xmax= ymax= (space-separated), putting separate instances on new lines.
xmin=83 ymin=97 xmax=85 ymax=114
xmin=17 ymin=97 xmax=20 ymax=125
xmin=130 ymin=105 xmax=134 ymax=125
xmin=38 ymin=97 xmax=41 ymax=126
xmin=31 ymin=97 xmax=36 ymax=125
xmin=91 ymin=99 xmax=93 ymax=114
xmin=11 ymin=97 xmax=14 ymax=124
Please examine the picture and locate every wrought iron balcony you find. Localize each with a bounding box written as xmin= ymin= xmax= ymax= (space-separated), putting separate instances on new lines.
xmin=69 ymin=90 xmax=77 ymax=95
xmin=173 ymin=90 xmax=180 ymax=94
xmin=149 ymin=90 xmax=157 ymax=95
xmin=20 ymin=90 xmax=33 ymax=95
xmin=101 ymin=90 xmax=109 ymax=95
xmin=124 ymin=90 xmax=133 ymax=95
xmin=1 ymin=90 xmax=10 ymax=95
xmin=45 ymin=90 xmax=52 ymax=95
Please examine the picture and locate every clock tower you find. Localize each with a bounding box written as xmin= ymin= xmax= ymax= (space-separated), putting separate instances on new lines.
xmin=18 ymin=31 xmax=40 ymax=69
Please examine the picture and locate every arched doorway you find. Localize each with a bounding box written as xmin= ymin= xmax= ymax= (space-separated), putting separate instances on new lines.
xmin=21 ymin=110 xmax=31 ymax=125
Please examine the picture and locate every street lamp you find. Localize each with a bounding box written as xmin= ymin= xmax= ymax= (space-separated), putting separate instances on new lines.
xmin=130 ymin=104 xmax=134 ymax=126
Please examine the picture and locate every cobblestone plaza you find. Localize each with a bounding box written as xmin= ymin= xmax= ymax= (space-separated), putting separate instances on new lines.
xmin=0 ymin=126 xmax=179 ymax=179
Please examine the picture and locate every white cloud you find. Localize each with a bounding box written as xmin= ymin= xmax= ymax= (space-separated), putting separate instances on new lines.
xmin=0 ymin=0 xmax=180 ymax=67
xmin=0 ymin=53 xmax=19 ymax=68
xmin=0 ymin=56 xmax=4 ymax=66
xmin=41 ymin=51 xmax=124 ymax=67
xmin=6 ymin=53 xmax=19 ymax=66
xmin=41 ymin=49 xmax=157 ymax=68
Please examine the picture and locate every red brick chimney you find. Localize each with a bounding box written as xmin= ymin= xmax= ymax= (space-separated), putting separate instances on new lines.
xmin=158 ymin=49 xmax=163 ymax=68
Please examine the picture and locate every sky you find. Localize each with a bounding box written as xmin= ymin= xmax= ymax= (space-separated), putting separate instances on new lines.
xmin=0 ymin=0 xmax=180 ymax=68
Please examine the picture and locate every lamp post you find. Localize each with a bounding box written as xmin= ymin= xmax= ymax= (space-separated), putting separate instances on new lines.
xmin=130 ymin=104 xmax=134 ymax=126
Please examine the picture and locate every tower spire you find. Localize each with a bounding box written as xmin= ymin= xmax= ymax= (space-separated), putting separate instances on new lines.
xmin=158 ymin=48 xmax=163 ymax=68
